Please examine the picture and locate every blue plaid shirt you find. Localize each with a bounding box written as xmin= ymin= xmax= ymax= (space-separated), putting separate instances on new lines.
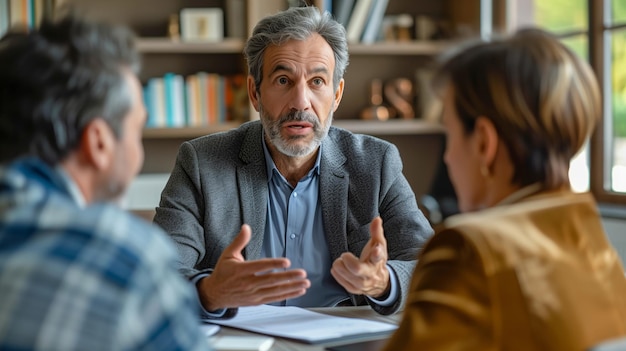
xmin=0 ymin=159 xmax=211 ymax=351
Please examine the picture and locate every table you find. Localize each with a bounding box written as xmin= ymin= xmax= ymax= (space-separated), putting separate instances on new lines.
xmin=212 ymin=306 xmax=401 ymax=351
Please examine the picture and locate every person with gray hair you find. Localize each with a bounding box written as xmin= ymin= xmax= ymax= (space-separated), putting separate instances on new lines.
xmin=0 ymin=14 xmax=209 ymax=350
xmin=154 ymin=6 xmax=433 ymax=319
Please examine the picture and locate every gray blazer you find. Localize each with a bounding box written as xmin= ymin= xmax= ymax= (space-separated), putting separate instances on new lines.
xmin=154 ymin=120 xmax=433 ymax=315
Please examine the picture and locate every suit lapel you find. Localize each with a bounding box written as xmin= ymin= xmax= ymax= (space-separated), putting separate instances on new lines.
xmin=237 ymin=122 xmax=268 ymax=260
xmin=320 ymin=134 xmax=349 ymax=261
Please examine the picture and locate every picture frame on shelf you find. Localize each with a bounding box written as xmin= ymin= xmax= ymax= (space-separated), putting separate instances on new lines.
xmin=180 ymin=8 xmax=224 ymax=42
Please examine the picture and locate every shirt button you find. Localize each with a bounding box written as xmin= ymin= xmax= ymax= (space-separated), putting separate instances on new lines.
xmin=293 ymin=192 xmax=298 ymax=198
xmin=290 ymin=233 xmax=296 ymax=239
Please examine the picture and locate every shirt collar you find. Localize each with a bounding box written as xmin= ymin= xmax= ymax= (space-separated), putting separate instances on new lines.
xmin=496 ymin=182 xmax=543 ymax=206
xmin=55 ymin=165 xmax=87 ymax=208
xmin=262 ymin=136 xmax=322 ymax=182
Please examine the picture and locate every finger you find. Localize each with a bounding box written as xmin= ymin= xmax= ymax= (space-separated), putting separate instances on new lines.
xmin=369 ymin=216 xmax=385 ymax=246
xmin=337 ymin=253 xmax=366 ymax=276
xmin=234 ymin=257 xmax=293 ymax=275
xmin=251 ymin=269 xmax=308 ymax=289
xmin=223 ymin=224 xmax=252 ymax=259
xmin=361 ymin=217 xmax=388 ymax=264
xmin=240 ymin=281 xmax=311 ymax=307
xmin=331 ymin=262 xmax=362 ymax=294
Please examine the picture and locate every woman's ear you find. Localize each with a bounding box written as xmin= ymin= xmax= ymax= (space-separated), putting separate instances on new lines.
xmin=474 ymin=116 xmax=499 ymax=172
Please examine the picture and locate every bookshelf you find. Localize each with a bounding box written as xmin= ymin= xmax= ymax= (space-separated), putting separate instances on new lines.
xmin=54 ymin=0 xmax=481 ymax=199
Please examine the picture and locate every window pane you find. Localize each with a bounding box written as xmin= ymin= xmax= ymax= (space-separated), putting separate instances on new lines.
xmin=514 ymin=1 xmax=590 ymax=192
xmin=570 ymin=141 xmax=590 ymax=192
xmin=611 ymin=0 xmax=626 ymax=25
xmin=535 ymin=0 xmax=587 ymax=33
xmin=561 ymin=35 xmax=588 ymax=61
xmin=610 ymin=29 xmax=626 ymax=193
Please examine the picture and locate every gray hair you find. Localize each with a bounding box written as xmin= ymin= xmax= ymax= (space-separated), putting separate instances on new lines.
xmin=0 ymin=14 xmax=141 ymax=164
xmin=243 ymin=6 xmax=349 ymax=93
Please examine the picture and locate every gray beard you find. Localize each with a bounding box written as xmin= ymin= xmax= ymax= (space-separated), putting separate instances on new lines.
xmin=259 ymin=106 xmax=332 ymax=158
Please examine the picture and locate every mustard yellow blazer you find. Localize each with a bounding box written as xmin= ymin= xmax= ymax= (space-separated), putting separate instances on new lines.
xmin=384 ymin=189 xmax=626 ymax=350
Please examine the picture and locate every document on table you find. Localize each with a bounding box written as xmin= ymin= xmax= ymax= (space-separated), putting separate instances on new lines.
xmin=207 ymin=305 xmax=397 ymax=345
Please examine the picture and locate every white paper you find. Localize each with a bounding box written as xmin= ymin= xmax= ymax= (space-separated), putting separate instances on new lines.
xmin=210 ymin=335 xmax=274 ymax=351
xmin=207 ymin=305 xmax=397 ymax=344
xmin=199 ymin=323 xmax=220 ymax=337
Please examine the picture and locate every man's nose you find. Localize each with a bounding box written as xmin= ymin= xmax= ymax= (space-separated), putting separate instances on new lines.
xmin=288 ymin=80 xmax=312 ymax=111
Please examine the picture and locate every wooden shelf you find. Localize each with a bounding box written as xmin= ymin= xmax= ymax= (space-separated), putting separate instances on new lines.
xmin=137 ymin=38 xmax=245 ymax=54
xmin=348 ymin=40 xmax=454 ymax=56
xmin=142 ymin=120 xmax=443 ymax=139
xmin=137 ymin=37 xmax=452 ymax=56
xmin=142 ymin=122 xmax=241 ymax=139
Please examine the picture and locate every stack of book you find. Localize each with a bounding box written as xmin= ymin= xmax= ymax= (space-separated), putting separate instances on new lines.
xmin=331 ymin=0 xmax=390 ymax=44
xmin=143 ymin=72 xmax=248 ymax=129
xmin=0 ymin=0 xmax=55 ymax=37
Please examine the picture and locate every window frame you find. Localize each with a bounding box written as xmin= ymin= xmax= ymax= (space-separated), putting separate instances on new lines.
xmin=589 ymin=0 xmax=626 ymax=205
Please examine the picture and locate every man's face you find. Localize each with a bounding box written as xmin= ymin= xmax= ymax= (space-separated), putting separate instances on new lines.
xmin=252 ymin=34 xmax=344 ymax=157
xmin=99 ymin=70 xmax=146 ymax=202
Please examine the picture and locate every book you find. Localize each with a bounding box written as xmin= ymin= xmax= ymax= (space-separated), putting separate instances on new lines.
xmin=360 ymin=0 xmax=389 ymax=44
xmin=225 ymin=0 xmax=245 ymax=39
xmin=9 ymin=0 xmax=24 ymax=29
xmin=345 ymin=0 xmax=374 ymax=43
xmin=185 ymin=74 xmax=201 ymax=126
xmin=0 ymin=0 xmax=8 ymax=37
xmin=333 ymin=0 xmax=355 ymax=29
xmin=149 ymin=78 xmax=167 ymax=127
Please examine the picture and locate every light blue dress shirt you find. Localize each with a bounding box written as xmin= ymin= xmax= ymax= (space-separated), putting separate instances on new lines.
xmin=261 ymin=141 xmax=399 ymax=307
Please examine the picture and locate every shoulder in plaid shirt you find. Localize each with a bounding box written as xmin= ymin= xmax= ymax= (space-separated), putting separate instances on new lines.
xmin=0 ymin=158 xmax=211 ymax=350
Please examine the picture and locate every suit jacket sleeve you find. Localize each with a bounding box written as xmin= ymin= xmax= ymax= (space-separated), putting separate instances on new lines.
xmin=153 ymin=141 xmax=239 ymax=320
xmin=354 ymin=140 xmax=434 ymax=315
xmin=154 ymin=141 xmax=207 ymax=279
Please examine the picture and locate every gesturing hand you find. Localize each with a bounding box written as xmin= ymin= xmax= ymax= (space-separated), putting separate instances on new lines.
xmin=331 ymin=217 xmax=390 ymax=298
xmin=197 ymin=224 xmax=310 ymax=311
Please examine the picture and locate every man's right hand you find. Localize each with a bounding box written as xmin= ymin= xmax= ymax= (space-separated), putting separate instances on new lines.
xmin=197 ymin=224 xmax=310 ymax=311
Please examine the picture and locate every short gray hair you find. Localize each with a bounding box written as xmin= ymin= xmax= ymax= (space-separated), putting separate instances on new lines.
xmin=243 ymin=6 xmax=349 ymax=93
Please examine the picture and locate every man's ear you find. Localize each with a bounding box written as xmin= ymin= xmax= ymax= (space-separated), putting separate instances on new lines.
xmin=332 ymin=78 xmax=345 ymax=112
xmin=474 ymin=116 xmax=499 ymax=171
xmin=78 ymin=118 xmax=115 ymax=171
xmin=247 ymin=75 xmax=260 ymax=112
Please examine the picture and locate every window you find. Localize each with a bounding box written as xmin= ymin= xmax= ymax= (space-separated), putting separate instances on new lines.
xmin=502 ymin=0 xmax=626 ymax=204
xmin=590 ymin=0 xmax=626 ymax=203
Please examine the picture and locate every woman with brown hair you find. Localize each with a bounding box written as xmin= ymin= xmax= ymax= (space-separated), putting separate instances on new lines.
xmin=384 ymin=28 xmax=626 ymax=350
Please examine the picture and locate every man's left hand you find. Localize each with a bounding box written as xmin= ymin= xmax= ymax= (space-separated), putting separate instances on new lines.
xmin=331 ymin=216 xmax=390 ymax=299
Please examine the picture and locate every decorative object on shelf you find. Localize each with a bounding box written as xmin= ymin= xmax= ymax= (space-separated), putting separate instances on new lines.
xmin=179 ymin=8 xmax=223 ymax=42
xmin=415 ymin=67 xmax=442 ymax=122
xmin=360 ymin=78 xmax=390 ymax=121
xmin=384 ymin=78 xmax=415 ymax=119
xmin=167 ymin=13 xmax=180 ymax=41
xmin=415 ymin=15 xmax=437 ymax=41
xmin=382 ymin=14 xmax=414 ymax=42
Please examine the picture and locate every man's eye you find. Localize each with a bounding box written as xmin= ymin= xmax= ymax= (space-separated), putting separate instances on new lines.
xmin=278 ymin=77 xmax=289 ymax=85
xmin=312 ymin=78 xmax=324 ymax=86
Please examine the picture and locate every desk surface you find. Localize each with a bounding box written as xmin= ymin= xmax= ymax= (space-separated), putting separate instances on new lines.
xmin=213 ymin=306 xmax=401 ymax=351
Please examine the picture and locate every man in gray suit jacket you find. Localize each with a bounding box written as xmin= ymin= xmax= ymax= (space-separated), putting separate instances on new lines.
xmin=154 ymin=6 xmax=433 ymax=319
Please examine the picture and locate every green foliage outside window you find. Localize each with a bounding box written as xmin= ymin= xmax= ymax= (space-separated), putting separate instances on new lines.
xmin=535 ymin=0 xmax=626 ymax=138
